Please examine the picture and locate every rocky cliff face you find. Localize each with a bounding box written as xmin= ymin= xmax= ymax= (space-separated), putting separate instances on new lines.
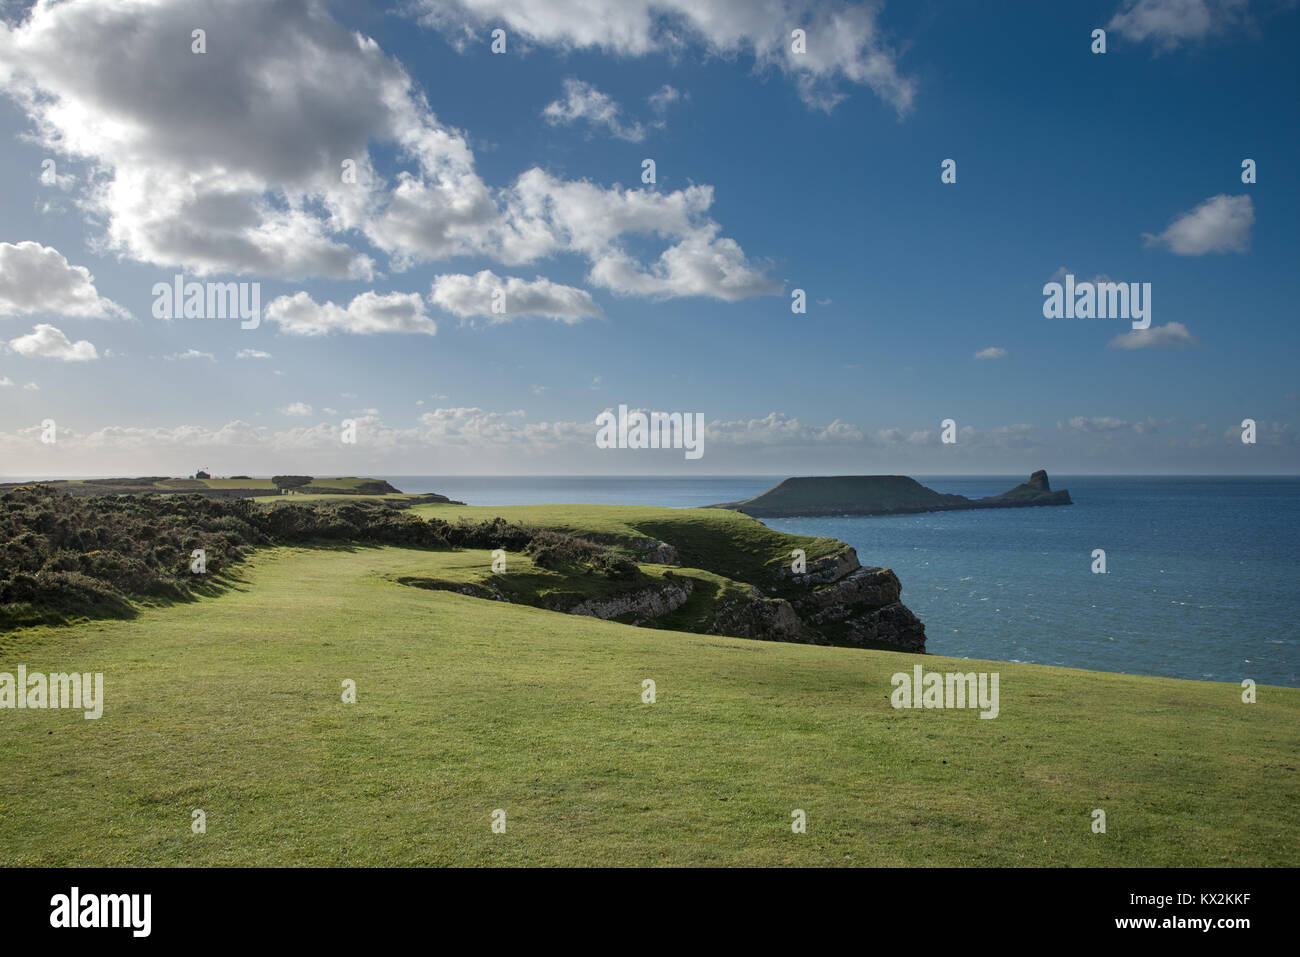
xmin=708 ymin=589 xmax=805 ymax=642
xmin=781 ymin=547 xmax=927 ymax=652
xmin=569 ymin=576 xmax=694 ymax=624
xmin=394 ymin=522 xmax=927 ymax=653
xmin=692 ymin=552 xmax=926 ymax=652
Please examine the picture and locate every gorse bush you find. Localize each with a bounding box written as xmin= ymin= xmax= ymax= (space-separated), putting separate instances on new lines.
xmin=0 ymin=485 xmax=631 ymax=627
xmin=524 ymin=529 xmax=638 ymax=580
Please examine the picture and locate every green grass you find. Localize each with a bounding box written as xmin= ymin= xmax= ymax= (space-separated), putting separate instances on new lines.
xmin=196 ymin=478 xmax=276 ymax=490
xmin=412 ymin=502 xmax=848 ymax=589
xmin=388 ymin=547 xmax=752 ymax=630
xmin=202 ymin=477 xmax=382 ymax=492
xmin=304 ymin=477 xmax=373 ymax=490
xmin=250 ymin=492 xmax=416 ymax=502
xmin=1 ymin=542 xmax=1295 ymax=867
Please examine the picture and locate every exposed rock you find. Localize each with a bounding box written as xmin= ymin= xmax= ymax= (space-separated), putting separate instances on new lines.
xmin=626 ymin=538 xmax=679 ymax=565
xmin=988 ymin=470 xmax=1070 ymax=506
xmin=794 ymin=566 xmax=904 ymax=618
xmin=779 ymin=547 xmax=861 ymax=585
xmin=836 ymin=601 xmax=927 ymax=652
xmin=708 ymin=589 xmax=804 ymax=642
xmin=568 ymin=578 xmax=694 ymax=624
xmin=787 ymin=560 xmax=927 ymax=652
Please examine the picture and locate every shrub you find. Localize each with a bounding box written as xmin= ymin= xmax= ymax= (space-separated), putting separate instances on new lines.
xmin=0 ymin=486 xmax=642 ymax=626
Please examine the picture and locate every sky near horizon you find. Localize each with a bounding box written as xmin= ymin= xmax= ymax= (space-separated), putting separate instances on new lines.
xmin=0 ymin=0 xmax=1297 ymax=478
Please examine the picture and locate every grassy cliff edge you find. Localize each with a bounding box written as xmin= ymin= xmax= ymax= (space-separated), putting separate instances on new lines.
xmin=0 ymin=496 xmax=1293 ymax=867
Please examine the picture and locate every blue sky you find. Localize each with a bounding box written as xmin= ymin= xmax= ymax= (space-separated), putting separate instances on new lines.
xmin=0 ymin=0 xmax=1297 ymax=476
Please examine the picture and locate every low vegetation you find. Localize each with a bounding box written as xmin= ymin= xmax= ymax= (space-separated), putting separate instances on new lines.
xmin=0 ymin=475 xmax=406 ymax=498
xmin=0 ymin=486 xmax=625 ymax=629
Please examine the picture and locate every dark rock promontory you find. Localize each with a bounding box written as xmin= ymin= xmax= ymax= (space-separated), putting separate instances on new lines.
xmin=708 ymin=470 xmax=1072 ymax=519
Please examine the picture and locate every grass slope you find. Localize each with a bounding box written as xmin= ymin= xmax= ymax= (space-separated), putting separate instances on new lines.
xmin=1 ymin=543 xmax=1295 ymax=867
xmin=411 ymin=502 xmax=849 ymax=593
xmin=390 ymin=547 xmax=750 ymax=632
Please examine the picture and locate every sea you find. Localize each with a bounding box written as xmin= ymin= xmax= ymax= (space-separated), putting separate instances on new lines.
xmin=384 ymin=475 xmax=1300 ymax=688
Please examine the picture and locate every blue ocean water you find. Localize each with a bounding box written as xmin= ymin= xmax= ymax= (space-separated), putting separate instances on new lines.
xmin=394 ymin=475 xmax=1299 ymax=687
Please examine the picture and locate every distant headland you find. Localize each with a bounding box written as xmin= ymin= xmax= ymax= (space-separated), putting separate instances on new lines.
xmin=707 ymin=470 xmax=1072 ymax=518
xmin=0 ymin=475 xmax=463 ymax=504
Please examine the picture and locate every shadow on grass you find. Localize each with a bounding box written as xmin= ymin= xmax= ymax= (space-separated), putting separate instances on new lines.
xmin=0 ymin=540 xmax=461 ymax=637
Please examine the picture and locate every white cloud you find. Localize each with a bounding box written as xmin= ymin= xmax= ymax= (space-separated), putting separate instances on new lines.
xmin=265 ymin=291 xmax=436 ymax=336
xmin=647 ymin=84 xmax=681 ymax=119
xmin=0 ymin=1 xmax=396 ymax=280
xmin=1068 ymin=416 xmax=1131 ymax=432
xmin=0 ymin=242 xmax=128 ymax=319
xmin=0 ymin=1 xmax=777 ymax=304
xmin=1221 ymin=419 xmax=1295 ymax=446
xmin=165 ymin=349 xmax=215 ymax=361
xmin=379 ymin=165 xmax=777 ymax=302
xmin=429 ymin=270 xmax=603 ymax=322
xmin=1133 ymin=416 xmax=1174 ymax=434
xmin=978 ymin=423 xmax=1039 ymax=449
xmin=1144 ymin=194 xmax=1254 ymax=255
xmin=1108 ymin=0 xmax=1252 ymax=50
xmin=23 ymin=381 xmax=39 ymax=391
xmin=708 ymin=412 xmax=864 ymax=446
xmin=4 ymin=407 xmax=1255 ymax=474
xmin=0 ymin=376 xmax=11 ymax=387
xmin=543 ymin=78 xmax=646 ymax=141
xmin=501 ymin=169 xmax=779 ymax=300
xmin=974 ymin=346 xmax=1007 ymax=359
xmin=415 ymin=0 xmax=917 ymax=114
xmin=236 ymin=348 xmax=272 ymax=359
xmin=7 ymin=323 xmax=97 ymax=361
xmin=1108 ymin=321 xmax=1199 ymax=350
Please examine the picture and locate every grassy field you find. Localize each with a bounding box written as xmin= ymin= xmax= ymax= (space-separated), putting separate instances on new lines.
xmin=1 ymin=539 xmax=1295 ymax=867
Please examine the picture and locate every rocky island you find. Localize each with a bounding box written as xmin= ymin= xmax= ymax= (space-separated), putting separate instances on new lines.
xmin=708 ymin=469 xmax=1071 ymax=518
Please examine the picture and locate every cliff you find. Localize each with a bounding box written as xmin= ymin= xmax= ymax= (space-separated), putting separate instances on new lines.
xmin=392 ymin=506 xmax=928 ymax=653
xmin=708 ymin=469 xmax=1072 ymax=518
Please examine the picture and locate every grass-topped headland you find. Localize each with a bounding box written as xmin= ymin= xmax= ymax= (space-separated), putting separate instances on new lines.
xmin=0 ymin=474 xmax=455 ymax=501
xmin=0 ymin=486 xmax=925 ymax=651
xmin=711 ymin=469 xmax=1072 ymax=518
